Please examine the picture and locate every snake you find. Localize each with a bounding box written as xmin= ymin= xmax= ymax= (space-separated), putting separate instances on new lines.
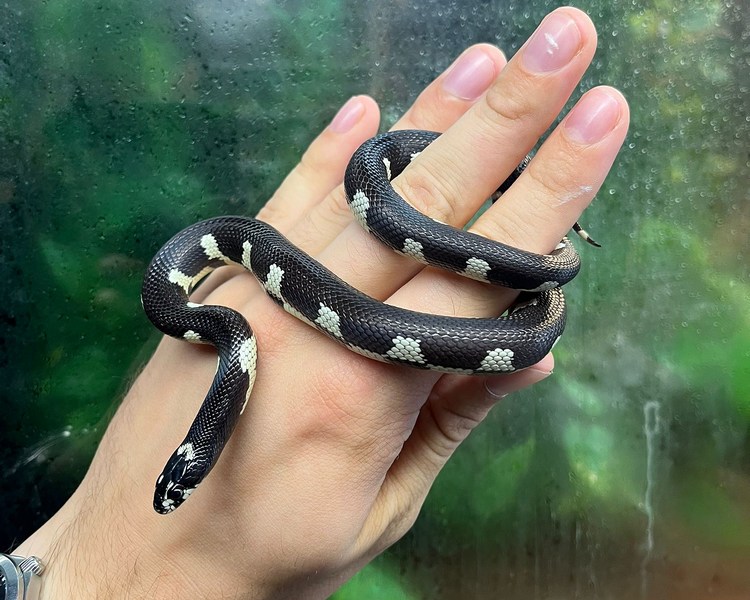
xmin=141 ymin=129 xmax=596 ymax=514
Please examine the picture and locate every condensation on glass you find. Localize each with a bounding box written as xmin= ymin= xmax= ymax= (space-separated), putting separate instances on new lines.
xmin=0 ymin=0 xmax=748 ymax=598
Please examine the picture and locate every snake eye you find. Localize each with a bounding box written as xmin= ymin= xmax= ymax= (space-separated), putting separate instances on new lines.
xmin=168 ymin=484 xmax=186 ymax=501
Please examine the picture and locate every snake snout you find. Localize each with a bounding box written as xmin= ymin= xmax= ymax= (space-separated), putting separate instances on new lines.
xmin=153 ymin=445 xmax=202 ymax=514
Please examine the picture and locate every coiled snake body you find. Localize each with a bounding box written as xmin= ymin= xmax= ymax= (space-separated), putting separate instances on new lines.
xmin=142 ymin=130 xmax=594 ymax=514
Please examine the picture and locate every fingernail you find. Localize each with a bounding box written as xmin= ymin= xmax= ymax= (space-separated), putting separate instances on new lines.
xmin=442 ymin=47 xmax=498 ymax=101
xmin=564 ymin=88 xmax=622 ymax=144
xmin=522 ymin=10 xmax=582 ymax=73
xmin=329 ymin=96 xmax=365 ymax=133
xmin=484 ymin=383 xmax=509 ymax=400
xmin=484 ymin=367 xmax=553 ymax=399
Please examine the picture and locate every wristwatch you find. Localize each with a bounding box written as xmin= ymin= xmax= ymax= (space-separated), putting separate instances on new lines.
xmin=0 ymin=554 xmax=44 ymax=600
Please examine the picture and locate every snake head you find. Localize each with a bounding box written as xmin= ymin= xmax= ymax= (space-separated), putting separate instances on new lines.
xmin=153 ymin=442 xmax=202 ymax=514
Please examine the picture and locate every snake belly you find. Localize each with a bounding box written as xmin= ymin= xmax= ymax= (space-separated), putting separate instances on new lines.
xmin=142 ymin=129 xmax=582 ymax=514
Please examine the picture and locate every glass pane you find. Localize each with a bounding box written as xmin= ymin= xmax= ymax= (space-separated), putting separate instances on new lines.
xmin=1 ymin=0 xmax=748 ymax=598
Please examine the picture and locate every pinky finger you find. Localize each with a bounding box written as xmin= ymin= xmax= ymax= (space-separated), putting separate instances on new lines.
xmin=406 ymin=352 xmax=554 ymax=469
xmin=361 ymin=354 xmax=554 ymax=550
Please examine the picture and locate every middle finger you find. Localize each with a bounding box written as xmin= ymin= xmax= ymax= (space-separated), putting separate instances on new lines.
xmin=316 ymin=7 xmax=597 ymax=302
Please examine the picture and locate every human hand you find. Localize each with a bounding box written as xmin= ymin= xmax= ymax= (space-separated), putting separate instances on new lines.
xmin=15 ymin=7 xmax=629 ymax=599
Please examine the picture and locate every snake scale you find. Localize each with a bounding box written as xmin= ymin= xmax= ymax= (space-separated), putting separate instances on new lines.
xmin=141 ymin=129 xmax=595 ymax=514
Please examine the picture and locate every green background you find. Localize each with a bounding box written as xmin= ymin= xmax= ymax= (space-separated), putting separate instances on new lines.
xmin=1 ymin=0 xmax=748 ymax=598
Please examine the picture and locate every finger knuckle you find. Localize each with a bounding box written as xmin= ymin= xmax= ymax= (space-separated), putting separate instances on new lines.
xmin=471 ymin=207 xmax=530 ymax=249
xmin=371 ymin=505 xmax=422 ymax=554
xmin=414 ymin=401 xmax=485 ymax=464
xmin=395 ymin=164 xmax=461 ymax=225
xmin=295 ymin=188 xmax=353 ymax=247
xmin=430 ymin=400 xmax=485 ymax=448
xmin=298 ymin=144 xmax=320 ymax=173
xmin=482 ymin=80 xmax=540 ymax=132
xmin=254 ymin=197 xmax=285 ymax=226
xmin=402 ymin=88 xmax=449 ymax=130
xmin=326 ymin=187 xmax=355 ymax=224
xmin=524 ymin=157 xmax=574 ymax=199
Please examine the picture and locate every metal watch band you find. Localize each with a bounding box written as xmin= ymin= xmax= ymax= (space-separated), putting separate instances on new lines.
xmin=0 ymin=554 xmax=44 ymax=600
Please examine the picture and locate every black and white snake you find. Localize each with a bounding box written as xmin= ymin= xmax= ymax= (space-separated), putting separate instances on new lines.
xmin=141 ymin=130 xmax=595 ymax=514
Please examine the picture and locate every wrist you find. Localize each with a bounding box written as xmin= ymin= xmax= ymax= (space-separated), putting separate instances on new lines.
xmin=13 ymin=497 xmax=200 ymax=600
xmin=14 ymin=503 xmax=282 ymax=600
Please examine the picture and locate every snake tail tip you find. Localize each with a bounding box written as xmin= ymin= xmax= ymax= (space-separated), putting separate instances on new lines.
xmin=572 ymin=223 xmax=601 ymax=248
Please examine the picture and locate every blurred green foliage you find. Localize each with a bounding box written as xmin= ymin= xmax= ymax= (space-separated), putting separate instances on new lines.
xmin=0 ymin=0 xmax=748 ymax=597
